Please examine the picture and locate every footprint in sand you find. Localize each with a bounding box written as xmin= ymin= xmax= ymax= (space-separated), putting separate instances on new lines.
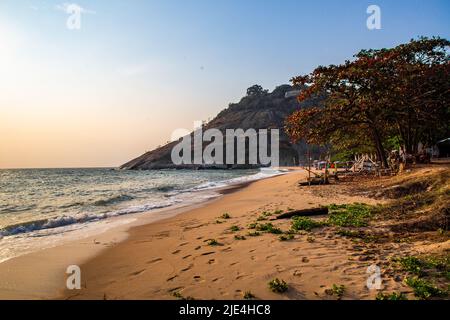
xmin=129 ymin=269 xmax=146 ymax=277
xmin=147 ymin=258 xmax=162 ymax=264
xmin=229 ymin=262 xmax=239 ymax=266
xmin=167 ymin=275 xmax=178 ymax=282
xmin=182 ymin=255 xmax=192 ymax=260
xmin=172 ymin=249 xmax=181 ymax=255
xmin=201 ymin=251 xmax=215 ymax=256
xmin=181 ymin=264 xmax=194 ymax=272
xmin=179 ymin=242 xmax=189 ymax=247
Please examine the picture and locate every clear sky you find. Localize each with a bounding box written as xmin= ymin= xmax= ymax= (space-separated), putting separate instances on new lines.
xmin=1 ymin=0 xmax=449 ymax=168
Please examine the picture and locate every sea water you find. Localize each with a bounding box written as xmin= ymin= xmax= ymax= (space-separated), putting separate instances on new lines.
xmin=0 ymin=168 xmax=281 ymax=262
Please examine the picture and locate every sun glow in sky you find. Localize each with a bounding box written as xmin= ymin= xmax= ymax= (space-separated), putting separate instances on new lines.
xmin=0 ymin=0 xmax=449 ymax=168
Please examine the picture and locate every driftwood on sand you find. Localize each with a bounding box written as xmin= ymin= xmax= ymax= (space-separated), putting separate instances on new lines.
xmin=276 ymin=207 xmax=329 ymax=219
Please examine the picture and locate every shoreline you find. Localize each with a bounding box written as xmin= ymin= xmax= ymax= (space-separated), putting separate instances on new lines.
xmin=61 ymin=169 xmax=384 ymax=300
xmin=0 ymin=172 xmax=282 ymax=300
xmin=1 ymin=166 xmax=447 ymax=300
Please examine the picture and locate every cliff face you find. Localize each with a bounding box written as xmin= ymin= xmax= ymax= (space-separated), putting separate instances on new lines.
xmin=120 ymin=84 xmax=323 ymax=170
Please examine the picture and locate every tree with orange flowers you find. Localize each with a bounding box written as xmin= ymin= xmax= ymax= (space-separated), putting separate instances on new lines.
xmin=285 ymin=37 xmax=450 ymax=168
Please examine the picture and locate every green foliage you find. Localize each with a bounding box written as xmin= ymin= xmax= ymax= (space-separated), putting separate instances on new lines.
xmin=268 ymin=278 xmax=288 ymax=293
xmin=248 ymin=223 xmax=257 ymax=229
xmin=172 ymin=291 xmax=195 ymax=300
xmin=326 ymin=284 xmax=345 ymax=299
xmin=247 ymin=231 xmax=261 ymax=237
xmin=243 ymin=291 xmax=256 ymax=300
xmin=279 ymin=234 xmax=294 ymax=241
xmin=398 ymin=257 xmax=427 ymax=276
xmin=376 ymin=292 xmax=408 ymax=300
xmin=234 ymin=235 xmax=246 ymax=240
xmin=291 ymin=216 xmax=323 ymax=231
xmin=246 ymin=84 xmax=268 ymax=97
xmin=397 ymin=255 xmax=450 ymax=279
xmin=256 ymin=223 xmax=283 ymax=234
xmin=327 ymin=203 xmax=372 ymax=227
xmin=220 ymin=213 xmax=231 ymax=219
xmin=286 ymin=37 xmax=450 ymax=164
xmin=404 ymin=277 xmax=447 ymax=299
xmin=206 ymin=239 xmax=220 ymax=246
xmin=230 ymin=225 xmax=240 ymax=232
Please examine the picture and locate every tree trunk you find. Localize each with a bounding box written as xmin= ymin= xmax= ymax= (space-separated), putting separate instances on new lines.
xmin=371 ymin=127 xmax=388 ymax=168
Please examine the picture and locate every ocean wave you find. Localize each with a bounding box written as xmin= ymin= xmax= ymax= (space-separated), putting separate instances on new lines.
xmin=0 ymin=168 xmax=283 ymax=238
xmin=93 ymin=194 xmax=135 ymax=206
xmin=0 ymin=199 xmax=181 ymax=237
xmin=0 ymin=204 xmax=37 ymax=214
xmin=189 ymin=168 xmax=284 ymax=191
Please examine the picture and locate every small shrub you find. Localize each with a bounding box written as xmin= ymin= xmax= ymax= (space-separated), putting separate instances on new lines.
xmin=327 ymin=203 xmax=372 ymax=227
xmin=268 ymin=278 xmax=288 ymax=293
xmin=247 ymin=231 xmax=261 ymax=237
xmin=327 ymin=284 xmax=345 ymax=299
xmin=243 ymin=291 xmax=256 ymax=300
xmin=291 ymin=217 xmax=323 ymax=231
xmin=398 ymin=257 xmax=426 ymax=276
xmin=230 ymin=225 xmax=240 ymax=232
xmin=376 ymin=292 xmax=408 ymax=300
xmin=206 ymin=239 xmax=220 ymax=246
xmin=248 ymin=223 xmax=257 ymax=229
xmin=279 ymin=234 xmax=294 ymax=241
xmin=256 ymin=223 xmax=282 ymax=234
xmin=221 ymin=213 xmax=231 ymax=219
xmin=234 ymin=235 xmax=246 ymax=240
xmin=306 ymin=236 xmax=315 ymax=243
xmin=172 ymin=291 xmax=195 ymax=300
xmin=404 ymin=277 xmax=447 ymax=299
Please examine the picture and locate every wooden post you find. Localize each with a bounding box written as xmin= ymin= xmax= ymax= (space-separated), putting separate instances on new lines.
xmin=308 ymin=145 xmax=311 ymax=186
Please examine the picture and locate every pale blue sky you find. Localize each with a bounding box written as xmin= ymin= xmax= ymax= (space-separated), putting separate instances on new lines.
xmin=1 ymin=0 xmax=449 ymax=168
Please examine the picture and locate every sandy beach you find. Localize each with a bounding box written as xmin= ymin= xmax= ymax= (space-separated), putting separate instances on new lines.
xmin=0 ymin=166 xmax=448 ymax=300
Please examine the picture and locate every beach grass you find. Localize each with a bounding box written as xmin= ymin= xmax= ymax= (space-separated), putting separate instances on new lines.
xmin=404 ymin=277 xmax=447 ymax=299
xmin=326 ymin=203 xmax=372 ymax=227
xmin=268 ymin=278 xmax=288 ymax=293
xmin=291 ymin=216 xmax=323 ymax=231
xmin=376 ymin=292 xmax=408 ymax=300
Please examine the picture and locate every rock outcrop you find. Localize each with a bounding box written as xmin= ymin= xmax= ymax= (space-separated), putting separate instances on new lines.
xmin=121 ymin=84 xmax=323 ymax=170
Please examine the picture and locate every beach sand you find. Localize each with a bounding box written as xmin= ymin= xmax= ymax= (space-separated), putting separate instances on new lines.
xmin=0 ymin=167 xmax=448 ymax=300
